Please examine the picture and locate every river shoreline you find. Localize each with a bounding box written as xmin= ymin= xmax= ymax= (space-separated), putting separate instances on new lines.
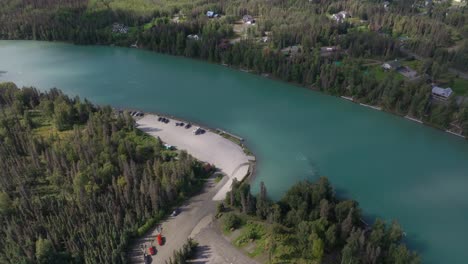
xmin=128 ymin=111 xmax=257 ymax=263
xmin=3 ymin=41 xmax=468 ymax=263
xmin=4 ymin=38 xmax=464 ymax=139
xmin=128 ymin=43 xmax=467 ymax=141
xmin=133 ymin=112 xmax=255 ymax=201
xmin=122 ymin=107 xmax=256 ymax=158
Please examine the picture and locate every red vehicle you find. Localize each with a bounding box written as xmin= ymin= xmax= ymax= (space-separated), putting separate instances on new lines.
xmin=148 ymin=246 xmax=156 ymax=255
xmin=157 ymin=234 xmax=163 ymax=246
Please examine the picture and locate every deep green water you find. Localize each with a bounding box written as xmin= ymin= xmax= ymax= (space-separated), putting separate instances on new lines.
xmin=1 ymin=41 xmax=467 ymax=263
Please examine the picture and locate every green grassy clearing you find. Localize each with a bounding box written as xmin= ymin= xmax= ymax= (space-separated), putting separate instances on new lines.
xmin=233 ymin=220 xmax=269 ymax=257
xmin=402 ymin=60 xmax=421 ymax=71
xmin=436 ymin=73 xmax=468 ymax=96
xmin=452 ymin=78 xmax=468 ymax=96
xmin=368 ymin=65 xmax=404 ymax=81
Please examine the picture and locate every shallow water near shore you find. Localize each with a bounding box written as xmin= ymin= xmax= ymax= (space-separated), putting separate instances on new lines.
xmin=1 ymin=40 xmax=468 ymax=263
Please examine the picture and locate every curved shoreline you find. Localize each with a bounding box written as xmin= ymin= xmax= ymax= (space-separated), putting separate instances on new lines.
xmin=3 ymin=39 xmax=465 ymax=139
xmin=127 ymin=44 xmax=468 ymax=140
xmin=128 ymin=111 xmax=257 ymax=263
xmin=135 ymin=112 xmax=255 ymax=200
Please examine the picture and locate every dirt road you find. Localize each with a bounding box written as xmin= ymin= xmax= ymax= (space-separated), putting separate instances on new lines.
xmin=127 ymin=175 xmax=223 ymax=263
xmin=189 ymin=219 xmax=260 ymax=264
xmin=128 ymin=114 xmax=255 ymax=264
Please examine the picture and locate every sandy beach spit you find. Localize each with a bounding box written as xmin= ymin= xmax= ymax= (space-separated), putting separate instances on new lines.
xmin=136 ymin=114 xmax=250 ymax=201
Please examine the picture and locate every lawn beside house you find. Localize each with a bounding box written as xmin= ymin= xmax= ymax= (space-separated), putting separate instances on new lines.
xmin=452 ymin=78 xmax=468 ymax=95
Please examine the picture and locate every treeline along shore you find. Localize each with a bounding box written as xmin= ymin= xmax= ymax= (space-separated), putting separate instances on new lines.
xmin=0 ymin=0 xmax=468 ymax=138
xmin=0 ymin=82 xmax=214 ymax=263
xmin=0 ymin=82 xmax=421 ymax=263
xmin=217 ymin=178 xmax=420 ymax=264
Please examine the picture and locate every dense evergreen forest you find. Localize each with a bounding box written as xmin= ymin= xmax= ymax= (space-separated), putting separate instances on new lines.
xmin=0 ymin=82 xmax=210 ymax=263
xmin=0 ymin=0 xmax=468 ymax=136
xmin=222 ymin=178 xmax=420 ymax=264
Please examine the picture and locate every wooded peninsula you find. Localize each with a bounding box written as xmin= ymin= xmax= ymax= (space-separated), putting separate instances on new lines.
xmin=0 ymin=82 xmax=419 ymax=263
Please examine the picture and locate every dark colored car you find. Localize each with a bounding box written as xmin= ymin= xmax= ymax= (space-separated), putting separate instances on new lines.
xmin=144 ymin=255 xmax=151 ymax=264
xmin=171 ymin=208 xmax=179 ymax=217
xmin=185 ymin=124 xmax=192 ymax=129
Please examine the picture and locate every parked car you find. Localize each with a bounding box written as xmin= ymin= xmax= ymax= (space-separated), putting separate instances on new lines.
xmin=157 ymin=234 xmax=163 ymax=246
xmin=144 ymin=255 xmax=151 ymax=264
xmin=171 ymin=208 xmax=179 ymax=217
xmin=185 ymin=124 xmax=192 ymax=129
xmin=148 ymin=246 xmax=156 ymax=255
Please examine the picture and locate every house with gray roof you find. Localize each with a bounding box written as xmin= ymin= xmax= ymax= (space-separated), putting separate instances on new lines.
xmin=432 ymin=86 xmax=453 ymax=100
xmin=332 ymin=11 xmax=350 ymax=23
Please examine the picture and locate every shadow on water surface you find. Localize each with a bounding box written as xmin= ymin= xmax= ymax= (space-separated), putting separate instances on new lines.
xmin=404 ymin=233 xmax=430 ymax=261
xmin=334 ymin=187 xmax=352 ymax=201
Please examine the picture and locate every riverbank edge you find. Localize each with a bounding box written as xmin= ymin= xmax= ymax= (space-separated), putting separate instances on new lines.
xmin=118 ymin=42 xmax=466 ymax=140
xmin=339 ymin=96 xmax=466 ymax=139
xmin=125 ymin=109 xmax=258 ymax=197
xmin=123 ymin=108 xmax=257 ymax=167
xmin=126 ymin=109 xmax=258 ymax=262
xmin=3 ymin=39 xmax=466 ymax=140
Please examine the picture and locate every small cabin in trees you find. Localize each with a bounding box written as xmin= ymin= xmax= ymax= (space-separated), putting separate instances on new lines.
xmin=382 ymin=60 xmax=402 ymax=71
xmin=206 ymin=11 xmax=219 ymax=18
xmin=242 ymin=15 xmax=255 ymax=24
xmin=187 ymin=34 xmax=200 ymax=41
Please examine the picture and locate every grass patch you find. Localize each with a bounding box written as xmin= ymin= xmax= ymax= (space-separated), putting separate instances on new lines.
xmin=368 ymin=66 xmax=404 ymax=81
xmin=217 ymin=131 xmax=253 ymax=155
xmin=234 ymin=220 xmax=267 ymax=247
xmin=218 ymin=131 xmax=242 ymax=145
xmin=214 ymin=174 xmax=224 ymax=183
xmin=233 ymin=220 xmax=268 ymax=257
xmin=452 ymin=78 xmax=468 ymax=96
xmin=28 ymin=110 xmax=76 ymax=139
xmin=402 ymin=60 xmax=421 ymax=71
xmin=222 ymin=212 xmax=245 ymax=233
xmin=436 ymin=74 xmax=468 ymax=96
xmin=136 ymin=210 xmax=165 ymax=236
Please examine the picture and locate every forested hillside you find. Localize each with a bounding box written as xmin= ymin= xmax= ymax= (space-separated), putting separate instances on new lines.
xmin=222 ymin=178 xmax=420 ymax=264
xmin=0 ymin=82 xmax=209 ymax=263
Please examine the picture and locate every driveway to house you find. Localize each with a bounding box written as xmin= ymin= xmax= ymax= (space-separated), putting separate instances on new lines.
xmin=127 ymin=114 xmax=253 ymax=264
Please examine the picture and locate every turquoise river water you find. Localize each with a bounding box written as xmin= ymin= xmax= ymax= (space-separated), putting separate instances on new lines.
xmin=1 ymin=41 xmax=467 ymax=263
